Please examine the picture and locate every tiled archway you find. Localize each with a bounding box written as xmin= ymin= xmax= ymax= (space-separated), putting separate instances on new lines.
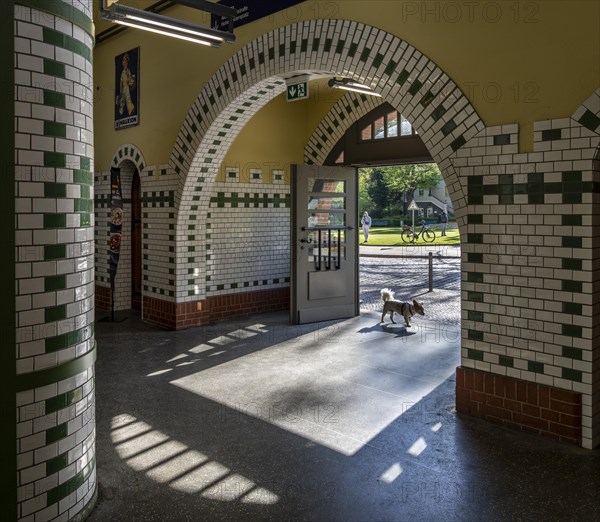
xmin=170 ymin=19 xmax=485 ymax=309
xmin=94 ymin=144 xmax=149 ymax=311
xmin=145 ymin=20 xmax=600 ymax=449
xmin=303 ymin=91 xmax=384 ymax=165
xmin=111 ymin=143 xmax=147 ymax=173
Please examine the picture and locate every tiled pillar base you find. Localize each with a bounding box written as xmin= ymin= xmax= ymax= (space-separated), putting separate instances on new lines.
xmin=456 ymin=367 xmax=582 ymax=445
xmin=143 ymin=288 xmax=290 ymax=330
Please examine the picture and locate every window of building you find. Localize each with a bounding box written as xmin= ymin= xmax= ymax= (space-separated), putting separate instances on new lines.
xmin=373 ymin=116 xmax=385 ymax=139
xmin=387 ymin=111 xmax=398 ymax=137
xmin=360 ymin=111 xmax=417 ymax=142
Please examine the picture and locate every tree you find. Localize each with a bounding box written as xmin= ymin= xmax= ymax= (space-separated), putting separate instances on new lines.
xmin=362 ymin=168 xmax=389 ymax=218
xmin=358 ymin=169 xmax=374 ymax=216
xmin=380 ymin=163 xmax=443 ymax=214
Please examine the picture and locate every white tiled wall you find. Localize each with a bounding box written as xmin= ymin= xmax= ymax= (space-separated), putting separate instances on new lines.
xmin=14 ymin=1 xmax=96 ymax=520
xmin=206 ymin=182 xmax=290 ymax=296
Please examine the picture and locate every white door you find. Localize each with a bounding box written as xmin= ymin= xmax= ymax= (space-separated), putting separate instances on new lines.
xmin=290 ymin=165 xmax=359 ymax=324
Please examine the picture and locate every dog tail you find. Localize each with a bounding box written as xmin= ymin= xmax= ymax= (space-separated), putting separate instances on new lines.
xmin=381 ymin=288 xmax=394 ymax=302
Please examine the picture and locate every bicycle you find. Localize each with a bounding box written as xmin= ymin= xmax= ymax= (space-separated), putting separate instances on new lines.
xmin=401 ymin=220 xmax=436 ymax=243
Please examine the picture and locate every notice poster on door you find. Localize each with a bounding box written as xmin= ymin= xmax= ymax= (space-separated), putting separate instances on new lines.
xmin=114 ymin=47 xmax=139 ymax=129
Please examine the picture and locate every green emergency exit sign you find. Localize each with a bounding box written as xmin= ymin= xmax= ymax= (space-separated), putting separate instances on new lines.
xmin=286 ymin=80 xmax=309 ymax=102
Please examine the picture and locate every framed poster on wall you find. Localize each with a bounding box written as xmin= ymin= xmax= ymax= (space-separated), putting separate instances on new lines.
xmin=114 ymin=47 xmax=140 ymax=129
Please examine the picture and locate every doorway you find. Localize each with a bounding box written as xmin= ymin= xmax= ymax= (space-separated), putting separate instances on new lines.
xmin=131 ymin=169 xmax=142 ymax=311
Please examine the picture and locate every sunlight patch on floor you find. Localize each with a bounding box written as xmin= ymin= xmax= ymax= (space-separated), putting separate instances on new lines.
xmin=379 ymin=463 xmax=403 ymax=483
xmin=111 ymin=414 xmax=279 ymax=504
xmin=407 ymin=437 xmax=427 ymax=457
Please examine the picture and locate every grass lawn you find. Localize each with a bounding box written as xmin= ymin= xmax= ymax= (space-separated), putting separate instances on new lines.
xmin=361 ymin=226 xmax=460 ymax=246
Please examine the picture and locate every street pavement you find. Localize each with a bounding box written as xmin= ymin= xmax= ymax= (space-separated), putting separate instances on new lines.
xmin=359 ymin=244 xmax=461 ymax=330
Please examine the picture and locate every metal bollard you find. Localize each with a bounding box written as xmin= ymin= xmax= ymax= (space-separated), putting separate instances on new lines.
xmin=428 ymin=251 xmax=433 ymax=292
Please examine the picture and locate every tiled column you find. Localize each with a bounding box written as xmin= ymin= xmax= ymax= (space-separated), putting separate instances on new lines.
xmin=12 ymin=1 xmax=96 ymax=520
xmin=456 ymin=116 xmax=600 ymax=449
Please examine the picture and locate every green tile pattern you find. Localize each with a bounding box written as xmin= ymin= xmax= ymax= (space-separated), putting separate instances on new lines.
xmin=46 ymin=423 xmax=68 ymax=444
xmin=45 ymin=387 xmax=83 ymax=415
xmin=43 ymin=58 xmax=65 ymax=78
xmin=562 ymin=325 xmax=582 ymax=338
xmin=46 ymin=456 xmax=95 ymax=506
xmin=45 ymin=324 xmax=94 ymax=353
xmin=44 ymin=90 xmax=65 ymax=109
xmin=465 ymin=171 xmax=592 ymax=206
xmin=468 ymin=330 xmax=484 ymax=341
xmin=44 ymin=275 xmax=66 ymax=292
xmin=46 ymin=452 xmax=69 ymax=475
xmin=467 ymin=348 xmax=484 ymax=360
xmin=44 ymin=214 xmax=66 ymax=228
xmin=562 ymin=346 xmax=582 ymax=360
xmin=493 ymin=134 xmax=511 ymax=145
xmin=44 ymin=121 xmax=66 ymax=138
xmin=578 ymin=109 xmax=600 ymax=132
xmin=43 ymin=27 xmax=92 ymax=62
xmin=45 ymin=305 xmax=66 ymax=323
xmin=528 ymin=361 xmax=544 ymax=374
xmin=44 ymin=183 xmax=66 ymax=198
xmin=45 ymin=244 xmax=66 ymax=260
xmin=18 ymin=0 xmax=94 ymax=36
xmin=468 ymin=311 xmax=483 ymax=321
xmin=44 ymin=152 xmax=66 ymax=168
xmin=210 ymin=192 xmax=290 ymax=208
xmin=141 ymin=191 xmax=175 ymax=207
xmin=541 ymin=129 xmax=561 ymax=141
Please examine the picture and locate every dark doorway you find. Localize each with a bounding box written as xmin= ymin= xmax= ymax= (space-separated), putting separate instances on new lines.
xmin=131 ymin=170 xmax=142 ymax=310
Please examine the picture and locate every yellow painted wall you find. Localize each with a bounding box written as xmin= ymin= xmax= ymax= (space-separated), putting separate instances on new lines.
xmin=93 ymin=0 xmax=599 ymax=168
xmin=217 ymin=78 xmax=345 ymax=183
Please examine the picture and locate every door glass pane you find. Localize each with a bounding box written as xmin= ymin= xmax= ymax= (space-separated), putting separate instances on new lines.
xmin=308 ymin=196 xmax=345 ymax=211
xmin=374 ymin=116 xmax=385 ymax=139
xmin=361 ymin=124 xmax=372 ymax=140
xmin=387 ymin=111 xmax=398 ymax=137
xmin=308 ymin=178 xmax=345 ymax=193
xmin=308 ymin=212 xmax=346 ymax=227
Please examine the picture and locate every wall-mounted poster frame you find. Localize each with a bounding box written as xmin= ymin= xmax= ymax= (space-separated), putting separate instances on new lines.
xmin=114 ymin=47 xmax=140 ymax=129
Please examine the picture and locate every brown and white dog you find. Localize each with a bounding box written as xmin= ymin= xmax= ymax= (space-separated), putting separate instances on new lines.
xmin=380 ymin=288 xmax=425 ymax=327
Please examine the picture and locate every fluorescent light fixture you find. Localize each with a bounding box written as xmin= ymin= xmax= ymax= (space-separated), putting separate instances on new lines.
xmin=328 ymin=78 xmax=382 ymax=97
xmin=113 ymin=19 xmax=213 ymax=46
xmin=99 ymin=0 xmax=235 ymax=48
xmin=124 ymin=13 xmax=224 ymax=42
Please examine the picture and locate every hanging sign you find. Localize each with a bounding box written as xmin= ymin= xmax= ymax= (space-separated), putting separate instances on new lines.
xmin=211 ymin=0 xmax=305 ymax=30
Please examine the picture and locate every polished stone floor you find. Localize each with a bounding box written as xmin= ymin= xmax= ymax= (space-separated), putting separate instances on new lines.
xmin=89 ymin=307 xmax=600 ymax=521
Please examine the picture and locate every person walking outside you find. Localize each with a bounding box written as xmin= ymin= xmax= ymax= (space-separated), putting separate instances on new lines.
xmin=439 ymin=208 xmax=448 ymax=236
xmin=361 ymin=211 xmax=372 ymax=243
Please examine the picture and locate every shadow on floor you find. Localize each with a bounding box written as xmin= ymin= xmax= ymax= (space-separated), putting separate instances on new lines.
xmin=89 ymin=311 xmax=600 ymax=522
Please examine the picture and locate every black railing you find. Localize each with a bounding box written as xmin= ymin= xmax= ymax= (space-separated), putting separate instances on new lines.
xmin=301 ymin=226 xmax=354 ymax=271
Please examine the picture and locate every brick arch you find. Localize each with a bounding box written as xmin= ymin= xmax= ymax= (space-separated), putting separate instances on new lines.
xmin=172 ymin=19 xmax=485 ymax=303
xmin=111 ymin=143 xmax=147 ymax=173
